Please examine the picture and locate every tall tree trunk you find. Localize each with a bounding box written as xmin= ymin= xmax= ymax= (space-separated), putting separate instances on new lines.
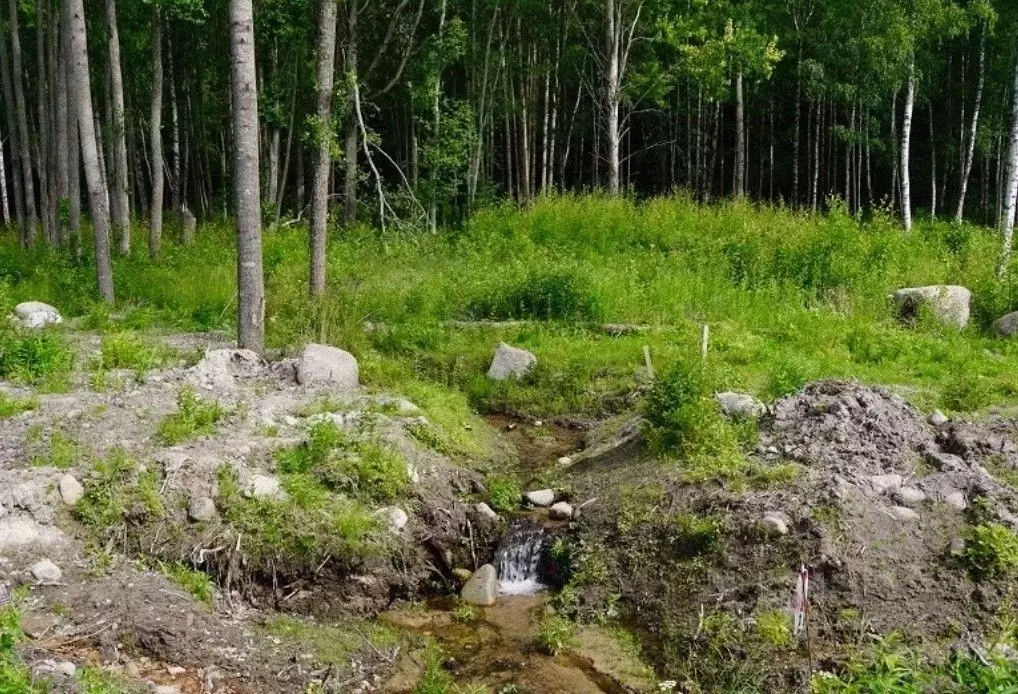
xmin=604 ymin=0 xmax=621 ymax=195
xmin=34 ymin=0 xmax=51 ymax=243
xmin=54 ymin=3 xmax=69 ymax=246
xmin=997 ymin=49 xmax=1018 ymax=277
xmin=890 ymin=90 xmax=899 ymax=209
xmin=0 ymin=34 xmax=25 ymax=230
xmin=343 ymin=0 xmax=358 ymax=226
xmin=309 ymin=0 xmax=338 ymax=296
xmin=106 ymin=0 xmax=130 ymax=254
xmin=229 ymin=0 xmax=265 ymax=352
xmin=901 ymin=58 xmax=915 ymax=233
xmin=8 ymin=0 xmax=36 ymax=245
xmin=734 ymin=68 xmax=745 ymax=198
xmin=956 ymin=22 xmax=986 ymax=224
xmin=929 ymin=104 xmax=937 ymax=218
xmin=149 ymin=9 xmax=164 ymax=257
xmin=427 ymin=0 xmax=448 ymax=230
xmin=63 ymin=0 xmax=80 ymax=255
xmin=67 ymin=0 xmax=114 ymax=301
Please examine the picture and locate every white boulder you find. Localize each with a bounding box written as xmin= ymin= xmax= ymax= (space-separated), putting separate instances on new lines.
xmin=892 ymin=286 xmax=971 ymax=328
xmin=297 ymin=344 xmax=359 ymax=389
xmin=58 ymin=475 xmax=84 ymax=507
xmin=30 ymin=559 xmax=62 ymax=583
xmin=716 ymin=392 xmax=766 ymax=420
xmin=14 ymin=301 xmax=62 ymax=329
xmin=487 ymin=343 xmax=536 ymax=381
xmin=525 ymin=489 xmax=555 ymax=507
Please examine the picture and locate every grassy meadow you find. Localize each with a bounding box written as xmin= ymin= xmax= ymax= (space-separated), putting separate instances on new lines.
xmin=3 ymin=194 xmax=1018 ymax=420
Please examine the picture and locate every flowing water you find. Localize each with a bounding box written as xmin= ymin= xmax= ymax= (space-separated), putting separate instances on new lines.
xmin=495 ymin=519 xmax=546 ymax=595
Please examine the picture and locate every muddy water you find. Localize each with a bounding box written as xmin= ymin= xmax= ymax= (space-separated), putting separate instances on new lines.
xmin=381 ymin=595 xmax=629 ymax=693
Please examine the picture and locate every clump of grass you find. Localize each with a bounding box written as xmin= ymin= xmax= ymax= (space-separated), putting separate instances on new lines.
xmin=0 ymin=599 xmax=40 ymax=693
xmin=156 ymin=386 xmax=227 ymax=444
xmin=452 ymin=602 xmax=480 ymax=623
xmin=486 ymin=474 xmax=521 ymax=513
xmin=76 ymin=449 xmax=164 ymax=544
xmin=156 ymin=561 xmax=215 ymax=607
xmin=0 ymin=330 xmax=74 ymax=389
xmin=275 ymin=421 xmax=408 ymax=503
xmin=465 ymin=266 xmax=604 ymax=322
xmin=29 ymin=429 xmax=80 ymax=468
xmin=216 ymin=465 xmax=381 ymax=574
xmin=95 ymin=331 xmax=174 ymax=375
xmin=963 ymin=523 xmax=1018 ymax=579
xmin=0 ymin=392 xmax=38 ymax=418
xmin=537 ymin=615 xmax=577 ymax=655
xmin=76 ymin=665 xmax=140 ymax=693
xmin=263 ymin=614 xmax=400 ymax=675
xmin=755 ymin=610 xmax=792 ymax=647
xmin=643 ymin=360 xmax=747 ymax=482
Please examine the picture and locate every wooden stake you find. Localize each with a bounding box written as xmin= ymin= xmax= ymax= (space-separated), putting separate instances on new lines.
xmin=643 ymin=345 xmax=654 ymax=378
xmin=700 ymin=324 xmax=710 ymax=361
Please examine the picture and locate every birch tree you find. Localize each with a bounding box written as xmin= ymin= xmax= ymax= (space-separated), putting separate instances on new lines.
xmin=309 ymin=0 xmax=338 ymax=296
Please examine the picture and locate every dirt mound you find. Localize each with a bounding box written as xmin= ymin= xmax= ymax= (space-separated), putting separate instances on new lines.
xmin=765 ymin=380 xmax=936 ymax=476
xmin=565 ymin=380 xmax=1018 ymax=691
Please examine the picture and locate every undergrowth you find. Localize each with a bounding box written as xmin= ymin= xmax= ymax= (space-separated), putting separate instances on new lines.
xmin=156 ymin=386 xmax=227 ymax=444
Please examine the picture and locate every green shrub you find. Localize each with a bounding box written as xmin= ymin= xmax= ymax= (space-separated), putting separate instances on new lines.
xmin=157 ymin=386 xmax=226 ymax=444
xmin=487 ymin=474 xmax=521 ymax=513
xmin=537 ymin=615 xmax=576 ymax=655
xmin=76 ymin=450 xmax=164 ymax=542
xmin=465 ymin=267 xmax=603 ymax=322
xmin=963 ymin=523 xmax=1018 ymax=579
xmin=0 ymin=601 xmax=39 ymax=694
xmin=452 ymin=602 xmax=479 ymax=623
xmin=755 ymin=610 xmax=792 ymax=647
xmin=0 ymin=330 xmax=74 ymax=387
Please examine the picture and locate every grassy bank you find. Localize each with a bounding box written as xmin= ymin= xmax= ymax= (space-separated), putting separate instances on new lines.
xmin=3 ymin=195 xmax=1018 ymax=417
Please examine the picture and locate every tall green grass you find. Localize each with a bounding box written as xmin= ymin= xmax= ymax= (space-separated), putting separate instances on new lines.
xmin=3 ymin=194 xmax=1018 ymax=416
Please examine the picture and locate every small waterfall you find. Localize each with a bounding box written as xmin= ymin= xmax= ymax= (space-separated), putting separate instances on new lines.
xmin=495 ymin=519 xmax=546 ymax=595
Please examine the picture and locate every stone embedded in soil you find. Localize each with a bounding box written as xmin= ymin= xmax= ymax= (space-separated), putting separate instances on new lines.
xmin=14 ymin=301 xmax=62 ymax=328
xmin=928 ymin=409 xmax=948 ymax=426
xmin=475 ymin=502 xmax=500 ymax=521
xmin=716 ymin=391 xmax=766 ymax=420
xmin=58 ymin=474 xmax=84 ymax=506
xmin=525 ymin=489 xmax=555 ymax=507
xmin=863 ymin=474 xmax=903 ymax=496
xmin=993 ymin=310 xmax=1018 ymax=337
xmin=893 ymin=487 xmax=926 ymax=506
xmin=187 ymin=496 xmax=217 ymax=522
xmin=386 ymin=507 xmax=409 ymax=533
xmin=943 ymin=491 xmax=968 ymax=510
xmin=152 ymin=686 xmax=182 ymax=694
xmin=296 ymin=343 xmax=360 ymax=389
xmin=29 ymin=559 xmax=62 ymax=583
xmin=762 ymin=512 xmax=790 ymax=535
xmin=244 ymin=474 xmax=282 ymax=499
xmin=892 ymin=285 xmax=971 ymax=328
xmin=486 ymin=343 xmax=537 ymax=381
xmin=549 ymin=501 xmax=574 ymax=520
xmin=557 ymin=455 xmax=573 ymax=466
xmin=890 ymin=505 xmax=920 ymax=521
xmin=460 ymin=563 xmax=498 ymax=606
xmin=20 ymin=613 xmax=60 ymax=638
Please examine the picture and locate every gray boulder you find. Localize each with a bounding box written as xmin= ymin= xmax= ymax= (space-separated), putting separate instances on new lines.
xmin=893 ymin=487 xmax=926 ymax=506
xmin=385 ymin=507 xmax=409 ymax=533
xmin=525 ymin=489 xmax=555 ymax=507
xmin=244 ymin=474 xmax=282 ymax=499
xmin=716 ymin=392 xmax=766 ymax=420
xmin=762 ymin=512 xmax=790 ymax=536
xmin=460 ymin=563 xmax=498 ymax=606
xmin=297 ymin=344 xmax=359 ymax=389
xmin=928 ymin=409 xmax=948 ymax=426
xmin=892 ymin=285 xmax=971 ymax=328
xmin=14 ymin=301 xmax=62 ymax=329
xmin=993 ymin=311 xmax=1018 ymax=337
xmin=487 ymin=343 xmax=536 ymax=381
xmin=58 ymin=475 xmax=84 ymax=507
xmin=187 ymin=496 xmax=217 ymax=522
xmin=475 ymin=502 xmax=500 ymax=521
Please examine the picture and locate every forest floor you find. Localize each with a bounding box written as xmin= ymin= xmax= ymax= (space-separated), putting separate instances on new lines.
xmin=5 ymin=196 xmax=1018 ymax=692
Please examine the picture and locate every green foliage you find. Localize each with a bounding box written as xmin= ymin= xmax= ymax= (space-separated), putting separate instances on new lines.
xmin=156 ymin=386 xmax=227 ymax=445
xmin=275 ymin=421 xmax=408 ymax=503
xmin=755 ymin=610 xmax=792 ymax=648
xmin=414 ymin=643 xmax=456 ymax=694
xmin=157 ymin=561 xmax=215 ymax=607
xmin=465 ymin=267 xmax=604 ymax=322
xmin=0 ymin=602 xmax=40 ymax=694
xmin=486 ymin=475 xmax=521 ymax=513
xmin=262 ymin=614 xmax=399 ymax=676
xmin=644 ymin=360 xmax=747 ymax=480
xmin=96 ymin=331 xmax=174 ymax=374
xmin=0 ymin=392 xmax=38 ymax=419
xmin=76 ymin=665 xmax=140 ymax=693
xmin=452 ymin=602 xmax=479 ymax=623
xmin=963 ymin=523 xmax=1018 ymax=579
xmin=29 ymin=429 xmax=80 ymax=469
xmin=215 ymin=465 xmax=381 ymax=573
xmin=537 ymin=615 xmax=577 ymax=656
xmin=0 ymin=329 xmax=74 ymax=388
xmin=76 ymin=449 xmax=164 ymax=543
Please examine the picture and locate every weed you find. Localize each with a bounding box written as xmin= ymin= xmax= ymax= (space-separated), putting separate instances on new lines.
xmin=77 ymin=665 xmax=140 ymax=693
xmin=96 ymin=331 xmax=174 ymax=375
xmin=0 ymin=330 xmax=74 ymax=388
xmin=963 ymin=523 xmax=1018 ymax=579
xmin=486 ymin=475 xmax=521 ymax=513
xmin=156 ymin=386 xmax=226 ymax=444
xmin=452 ymin=602 xmax=480 ymax=623
xmin=0 ymin=601 xmax=40 ymax=693
xmin=755 ymin=610 xmax=792 ymax=647
xmin=157 ymin=561 xmax=215 ymax=607
xmin=537 ymin=615 xmax=576 ymax=655
xmin=414 ymin=643 xmax=455 ymax=694
xmin=29 ymin=430 xmax=80 ymax=468
xmin=0 ymin=392 xmax=37 ymax=419
xmin=263 ymin=614 xmax=399 ymax=675
xmin=76 ymin=449 xmax=164 ymax=544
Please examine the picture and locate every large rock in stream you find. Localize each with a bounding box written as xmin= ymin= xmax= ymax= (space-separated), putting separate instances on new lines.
xmin=460 ymin=563 xmax=498 ymax=606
